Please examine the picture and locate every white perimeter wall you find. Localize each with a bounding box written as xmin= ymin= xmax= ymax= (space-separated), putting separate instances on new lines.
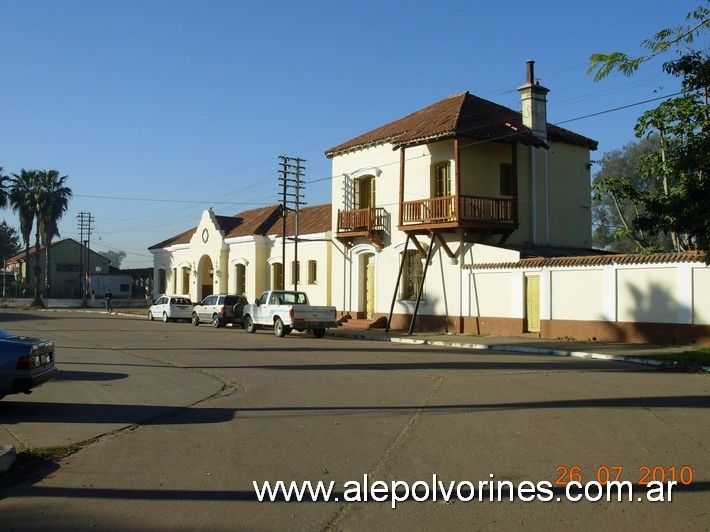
xmin=467 ymin=260 xmax=709 ymax=326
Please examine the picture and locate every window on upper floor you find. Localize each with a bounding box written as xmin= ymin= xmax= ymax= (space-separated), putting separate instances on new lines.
xmin=432 ymin=161 xmax=451 ymax=198
xmin=500 ymin=163 xmax=513 ymax=196
xmin=354 ymin=175 xmax=376 ymax=209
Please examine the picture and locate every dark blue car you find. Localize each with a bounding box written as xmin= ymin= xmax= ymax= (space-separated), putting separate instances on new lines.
xmin=0 ymin=328 xmax=57 ymax=400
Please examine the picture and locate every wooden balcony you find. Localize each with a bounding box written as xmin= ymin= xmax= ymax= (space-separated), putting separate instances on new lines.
xmin=400 ymin=194 xmax=516 ymax=231
xmin=336 ymin=207 xmax=387 ymax=247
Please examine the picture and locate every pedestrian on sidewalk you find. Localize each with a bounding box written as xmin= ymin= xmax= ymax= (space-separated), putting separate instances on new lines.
xmin=104 ymin=288 xmax=113 ymax=313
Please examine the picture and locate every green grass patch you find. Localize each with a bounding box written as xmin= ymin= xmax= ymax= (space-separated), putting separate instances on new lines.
xmin=648 ymin=347 xmax=710 ymax=369
xmin=19 ymin=442 xmax=84 ymax=463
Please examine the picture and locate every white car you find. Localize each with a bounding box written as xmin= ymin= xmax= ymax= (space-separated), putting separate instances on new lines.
xmin=149 ymin=295 xmax=193 ymax=323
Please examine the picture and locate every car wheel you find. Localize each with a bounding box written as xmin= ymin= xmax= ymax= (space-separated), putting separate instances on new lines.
xmin=162 ymin=312 xmax=169 ymax=323
xmin=244 ymin=315 xmax=256 ymax=333
xmin=191 ymin=313 xmax=200 ymax=326
xmin=274 ymin=317 xmax=290 ymax=337
xmin=212 ymin=315 xmax=222 ymax=328
xmin=148 ymin=311 xmax=154 ymax=321
xmin=312 ymin=328 xmax=326 ymax=338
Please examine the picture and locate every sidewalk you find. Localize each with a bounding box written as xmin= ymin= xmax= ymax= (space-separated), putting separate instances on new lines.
xmin=327 ymin=326 xmax=710 ymax=372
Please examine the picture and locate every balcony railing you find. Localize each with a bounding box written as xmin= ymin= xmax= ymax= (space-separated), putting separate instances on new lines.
xmin=401 ymin=194 xmax=514 ymax=225
xmin=337 ymin=207 xmax=387 ymax=233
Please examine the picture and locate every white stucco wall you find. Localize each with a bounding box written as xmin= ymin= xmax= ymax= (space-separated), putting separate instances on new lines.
xmin=617 ymin=267 xmax=678 ymax=323
xmin=465 ymin=260 xmax=708 ymax=329
xmin=470 ymin=272 xmax=511 ymax=317
xmin=550 ymin=269 xmax=604 ymax=320
xmin=692 ymin=267 xmax=710 ymax=325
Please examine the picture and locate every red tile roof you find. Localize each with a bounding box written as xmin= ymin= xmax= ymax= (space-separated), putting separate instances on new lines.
xmin=464 ymin=251 xmax=705 ymax=270
xmin=149 ymin=204 xmax=332 ymax=250
xmin=325 ymin=91 xmax=597 ymax=157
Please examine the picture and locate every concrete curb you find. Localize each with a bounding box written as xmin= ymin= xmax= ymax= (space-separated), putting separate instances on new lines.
xmin=328 ymin=331 xmax=710 ymax=372
xmin=0 ymin=445 xmax=17 ymax=474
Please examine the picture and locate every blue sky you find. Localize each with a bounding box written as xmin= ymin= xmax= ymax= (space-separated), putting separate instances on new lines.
xmin=1 ymin=0 xmax=704 ymax=268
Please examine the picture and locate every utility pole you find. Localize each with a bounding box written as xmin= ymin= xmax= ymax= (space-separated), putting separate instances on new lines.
xmin=277 ymin=156 xmax=306 ymax=290
xmin=77 ymin=212 xmax=94 ymax=304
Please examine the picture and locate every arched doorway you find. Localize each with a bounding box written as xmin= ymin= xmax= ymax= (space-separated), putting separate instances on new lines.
xmin=351 ymin=244 xmax=378 ymax=320
xmin=362 ymin=253 xmax=375 ymax=319
xmin=198 ymin=256 xmax=214 ymax=301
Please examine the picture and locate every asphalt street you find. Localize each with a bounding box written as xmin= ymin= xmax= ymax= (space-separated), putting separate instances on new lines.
xmin=0 ymin=310 xmax=708 ymax=531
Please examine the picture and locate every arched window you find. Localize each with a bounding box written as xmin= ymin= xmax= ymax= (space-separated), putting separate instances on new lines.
xmin=158 ymin=269 xmax=166 ymax=295
xmin=235 ymin=263 xmax=246 ymax=296
xmin=271 ymin=262 xmax=283 ymax=290
xmin=400 ymin=250 xmax=424 ymax=300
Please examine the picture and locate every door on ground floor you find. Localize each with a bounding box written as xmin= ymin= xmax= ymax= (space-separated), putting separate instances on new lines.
xmin=365 ymin=257 xmax=375 ymax=319
xmin=525 ymin=275 xmax=540 ymax=333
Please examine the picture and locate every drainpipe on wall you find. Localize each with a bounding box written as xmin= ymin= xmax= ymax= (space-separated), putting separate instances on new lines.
xmin=531 ymin=149 xmax=537 ymax=245
xmin=544 ymin=149 xmax=550 ymax=244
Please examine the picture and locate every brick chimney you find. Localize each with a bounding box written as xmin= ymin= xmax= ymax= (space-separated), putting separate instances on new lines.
xmin=517 ymin=60 xmax=549 ymax=140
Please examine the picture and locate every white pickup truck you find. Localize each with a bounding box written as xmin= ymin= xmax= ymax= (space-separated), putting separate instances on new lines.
xmin=242 ymin=290 xmax=338 ymax=338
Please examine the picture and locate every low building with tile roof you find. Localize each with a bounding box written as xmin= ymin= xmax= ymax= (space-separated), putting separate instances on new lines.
xmin=149 ymin=204 xmax=333 ymax=305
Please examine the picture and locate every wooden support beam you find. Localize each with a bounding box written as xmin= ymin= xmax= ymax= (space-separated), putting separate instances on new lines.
xmin=408 ymin=234 xmax=427 ymax=258
xmin=434 ymin=232 xmax=456 ymax=260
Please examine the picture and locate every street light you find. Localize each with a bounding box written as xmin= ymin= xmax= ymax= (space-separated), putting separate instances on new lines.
xmin=95 ymin=266 xmax=102 ymax=295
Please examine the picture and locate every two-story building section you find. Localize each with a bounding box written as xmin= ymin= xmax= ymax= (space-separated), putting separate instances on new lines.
xmin=327 ymin=61 xmax=598 ymax=333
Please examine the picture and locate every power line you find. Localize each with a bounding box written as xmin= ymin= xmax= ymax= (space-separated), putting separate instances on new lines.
xmin=555 ymin=91 xmax=685 ymax=125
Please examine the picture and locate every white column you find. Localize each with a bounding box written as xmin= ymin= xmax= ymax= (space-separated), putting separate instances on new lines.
xmin=540 ymin=269 xmax=551 ymax=320
xmin=677 ymin=264 xmax=693 ymax=324
xmin=602 ymin=265 xmax=617 ymax=322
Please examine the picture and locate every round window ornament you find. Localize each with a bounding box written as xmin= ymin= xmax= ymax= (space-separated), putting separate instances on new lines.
xmin=202 ymin=229 xmax=209 ymax=243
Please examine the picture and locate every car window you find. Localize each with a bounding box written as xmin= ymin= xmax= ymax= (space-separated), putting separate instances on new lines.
xmin=172 ymin=298 xmax=190 ymax=305
xmin=257 ymin=293 xmax=268 ymax=305
xmin=156 ymin=297 xmax=167 ymax=305
xmin=202 ymin=296 xmax=216 ymax=306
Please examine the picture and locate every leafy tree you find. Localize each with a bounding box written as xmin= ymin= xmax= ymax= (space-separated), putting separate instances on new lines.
xmin=0 ymin=167 xmax=8 ymax=209
xmin=9 ymin=169 xmax=40 ymax=300
xmin=103 ymin=250 xmax=127 ymax=268
xmin=592 ymin=136 xmax=673 ymax=253
xmin=36 ymin=170 xmax=72 ymax=296
xmin=589 ymin=4 xmax=710 ymax=261
xmin=8 ymin=169 xmax=72 ymax=302
xmin=0 ymin=220 xmax=20 ymax=297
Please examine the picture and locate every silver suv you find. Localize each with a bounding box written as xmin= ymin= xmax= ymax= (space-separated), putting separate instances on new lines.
xmin=191 ymin=294 xmax=248 ymax=328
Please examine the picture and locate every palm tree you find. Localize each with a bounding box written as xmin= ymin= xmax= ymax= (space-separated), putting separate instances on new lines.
xmin=9 ymin=169 xmax=40 ymax=300
xmin=0 ymin=167 xmax=8 ymax=209
xmin=36 ymin=170 xmax=72 ymax=297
